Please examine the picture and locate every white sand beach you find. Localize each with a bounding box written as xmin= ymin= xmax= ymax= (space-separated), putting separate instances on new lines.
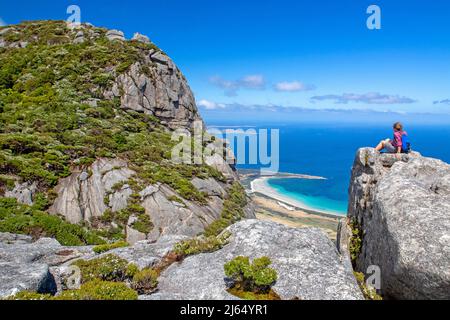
xmin=250 ymin=176 xmax=343 ymax=217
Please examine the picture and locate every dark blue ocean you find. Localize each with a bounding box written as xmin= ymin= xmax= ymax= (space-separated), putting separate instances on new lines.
xmin=207 ymin=122 xmax=450 ymax=215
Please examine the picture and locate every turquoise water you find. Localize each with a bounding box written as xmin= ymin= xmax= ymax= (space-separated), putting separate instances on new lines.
xmin=267 ymin=178 xmax=348 ymax=215
xmin=207 ymin=122 xmax=450 ymax=216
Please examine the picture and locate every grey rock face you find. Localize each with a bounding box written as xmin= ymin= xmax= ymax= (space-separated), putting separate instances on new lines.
xmin=0 ymin=232 xmax=32 ymax=245
xmin=49 ymin=158 xmax=135 ymax=223
xmin=149 ymin=220 xmax=363 ymax=300
xmin=132 ymin=32 xmax=151 ymax=44
xmin=201 ymin=139 xmax=239 ymax=182
xmin=141 ymin=184 xmax=224 ymax=242
xmin=109 ymin=184 xmax=133 ymax=212
xmin=107 ymin=235 xmax=188 ymax=269
xmin=348 ymin=148 xmax=450 ymax=299
xmin=191 ymin=178 xmax=226 ymax=198
xmin=48 ymin=158 xmax=249 ymax=244
xmin=4 ymin=181 xmax=37 ymax=205
xmin=0 ymin=237 xmax=62 ymax=297
xmin=105 ymin=29 xmax=125 ymax=41
xmin=106 ymin=56 xmax=202 ymax=130
xmin=73 ymin=31 xmax=85 ymax=44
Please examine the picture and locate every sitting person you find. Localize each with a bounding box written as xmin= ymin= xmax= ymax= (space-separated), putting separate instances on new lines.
xmin=375 ymin=122 xmax=408 ymax=154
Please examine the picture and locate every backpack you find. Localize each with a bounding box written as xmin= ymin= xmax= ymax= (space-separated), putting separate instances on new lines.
xmin=401 ymin=132 xmax=411 ymax=153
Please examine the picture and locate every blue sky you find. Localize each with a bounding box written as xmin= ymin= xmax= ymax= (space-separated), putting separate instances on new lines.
xmin=1 ymin=0 xmax=450 ymax=119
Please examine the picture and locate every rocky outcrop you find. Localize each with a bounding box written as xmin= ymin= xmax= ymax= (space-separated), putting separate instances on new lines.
xmin=49 ymin=158 xmax=135 ymax=224
xmin=139 ymin=183 xmax=225 ymax=242
xmin=73 ymin=30 xmax=85 ymax=44
xmin=4 ymin=181 xmax=37 ymax=206
xmin=0 ymin=218 xmax=364 ymax=300
xmin=105 ymin=59 xmax=201 ymax=130
xmin=105 ymin=29 xmax=125 ymax=41
xmin=146 ymin=220 xmax=364 ymax=300
xmin=46 ymin=157 xmax=252 ymax=244
xmin=0 ymin=234 xmax=61 ymax=297
xmin=0 ymin=232 xmax=186 ymax=298
xmin=347 ymin=148 xmax=450 ymax=299
xmin=132 ymin=32 xmax=151 ymax=44
xmin=105 ymin=234 xmax=187 ymax=269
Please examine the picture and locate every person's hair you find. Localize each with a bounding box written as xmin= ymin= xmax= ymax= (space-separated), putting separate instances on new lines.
xmin=393 ymin=122 xmax=403 ymax=131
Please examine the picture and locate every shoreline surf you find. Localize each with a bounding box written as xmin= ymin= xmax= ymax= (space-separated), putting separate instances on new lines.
xmin=250 ymin=176 xmax=347 ymax=217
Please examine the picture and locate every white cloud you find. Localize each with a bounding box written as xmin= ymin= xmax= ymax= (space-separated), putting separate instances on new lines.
xmin=209 ymin=74 xmax=265 ymax=96
xmin=274 ymin=81 xmax=316 ymax=92
xmin=198 ymin=99 xmax=226 ymax=110
xmin=240 ymin=75 xmax=265 ymax=89
xmin=433 ymin=99 xmax=450 ymax=105
xmin=0 ymin=18 xmax=6 ymax=27
xmin=311 ymin=92 xmax=416 ymax=105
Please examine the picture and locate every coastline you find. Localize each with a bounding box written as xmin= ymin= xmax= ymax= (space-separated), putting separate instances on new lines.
xmin=238 ymin=169 xmax=343 ymax=240
xmin=250 ymin=176 xmax=346 ymax=218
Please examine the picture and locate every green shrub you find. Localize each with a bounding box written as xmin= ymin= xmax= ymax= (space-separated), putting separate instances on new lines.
xmin=349 ymin=219 xmax=362 ymax=266
xmin=173 ymin=231 xmax=231 ymax=257
xmin=6 ymin=291 xmax=53 ymax=300
xmin=0 ymin=175 xmax=15 ymax=191
xmin=354 ymin=272 xmax=383 ymax=300
xmin=131 ymin=213 xmax=153 ymax=234
xmin=71 ymin=254 xmax=133 ymax=283
xmin=131 ymin=268 xmax=158 ymax=294
xmin=224 ymin=256 xmax=278 ymax=294
xmin=57 ymin=280 xmax=138 ymax=300
xmin=0 ymin=197 xmax=105 ymax=246
xmin=167 ymin=195 xmax=184 ymax=204
xmin=93 ymin=241 xmax=128 ymax=254
xmin=125 ymin=263 xmax=139 ymax=278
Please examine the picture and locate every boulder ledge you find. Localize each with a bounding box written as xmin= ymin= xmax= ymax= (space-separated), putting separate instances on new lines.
xmin=347 ymin=148 xmax=450 ymax=299
xmin=145 ymin=220 xmax=364 ymax=300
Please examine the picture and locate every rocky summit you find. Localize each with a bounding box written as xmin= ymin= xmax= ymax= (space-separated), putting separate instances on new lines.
xmin=145 ymin=220 xmax=363 ymax=300
xmin=346 ymin=148 xmax=450 ymax=300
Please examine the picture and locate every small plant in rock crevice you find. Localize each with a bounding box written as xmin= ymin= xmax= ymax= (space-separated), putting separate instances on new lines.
xmin=224 ymin=256 xmax=280 ymax=300
xmin=348 ymin=218 xmax=363 ymax=267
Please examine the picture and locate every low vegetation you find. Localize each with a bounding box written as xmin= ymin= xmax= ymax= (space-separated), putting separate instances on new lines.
xmin=173 ymin=231 xmax=231 ymax=258
xmin=224 ymin=256 xmax=280 ymax=300
xmin=92 ymin=241 xmax=128 ymax=254
xmin=354 ymin=272 xmax=383 ymax=300
xmin=0 ymin=197 xmax=105 ymax=246
xmin=348 ymin=218 xmax=363 ymax=266
xmin=71 ymin=254 xmax=137 ymax=283
xmin=8 ymin=280 xmax=138 ymax=300
xmin=131 ymin=268 xmax=159 ymax=294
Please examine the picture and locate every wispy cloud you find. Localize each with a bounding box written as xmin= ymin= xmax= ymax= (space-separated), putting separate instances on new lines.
xmin=198 ymin=101 xmax=419 ymax=115
xmin=198 ymin=99 xmax=226 ymax=110
xmin=209 ymin=75 xmax=266 ymax=96
xmin=433 ymin=99 xmax=450 ymax=105
xmin=310 ymin=92 xmax=416 ymax=105
xmin=274 ymin=81 xmax=316 ymax=92
xmin=0 ymin=18 xmax=6 ymax=27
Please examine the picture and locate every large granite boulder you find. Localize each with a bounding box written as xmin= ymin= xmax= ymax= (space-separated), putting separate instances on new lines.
xmin=347 ymin=148 xmax=450 ymax=299
xmin=146 ymin=220 xmax=363 ymax=300
xmin=105 ymin=29 xmax=125 ymax=41
xmin=0 ymin=235 xmax=63 ymax=297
